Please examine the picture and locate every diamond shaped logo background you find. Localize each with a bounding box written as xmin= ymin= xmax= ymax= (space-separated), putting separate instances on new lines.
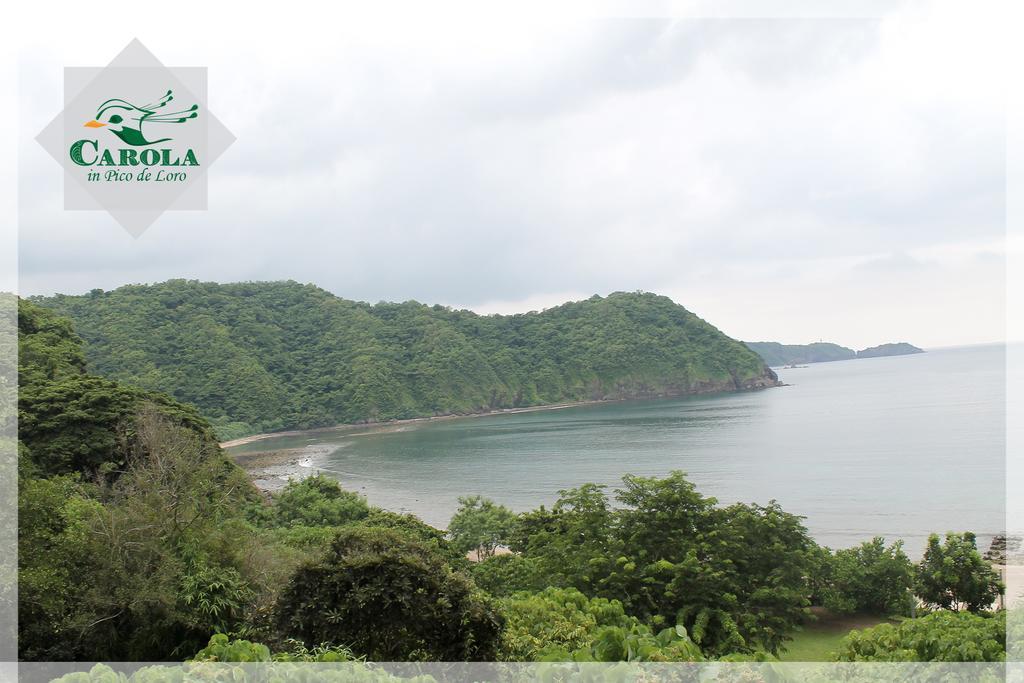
xmin=36 ymin=39 xmax=235 ymax=237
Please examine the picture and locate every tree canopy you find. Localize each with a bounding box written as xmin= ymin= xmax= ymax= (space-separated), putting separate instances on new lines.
xmin=275 ymin=526 xmax=503 ymax=661
xmin=499 ymin=471 xmax=818 ymax=657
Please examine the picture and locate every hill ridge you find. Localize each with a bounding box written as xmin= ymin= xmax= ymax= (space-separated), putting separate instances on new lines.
xmin=35 ymin=280 xmax=779 ymax=439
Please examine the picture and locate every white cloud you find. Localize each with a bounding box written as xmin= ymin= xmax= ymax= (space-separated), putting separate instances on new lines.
xmin=12 ymin=1 xmax=1007 ymax=347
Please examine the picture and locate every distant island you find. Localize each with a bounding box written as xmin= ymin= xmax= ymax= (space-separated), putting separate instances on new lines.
xmin=745 ymin=340 xmax=924 ymax=367
xmin=856 ymin=342 xmax=925 ymax=359
xmin=34 ymin=281 xmax=780 ymax=440
xmin=744 ymin=342 xmax=856 ymax=366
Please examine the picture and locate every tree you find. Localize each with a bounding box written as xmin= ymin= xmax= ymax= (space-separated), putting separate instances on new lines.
xmin=78 ymin=409 xmax=256 ymax=659
xmin=447 ymin=495 xmax=517 ymax=560
xmin=522 ymin=484 xmax=618 ymax=593
xmin=353 ymin=508 xmax=464 ymax=565
xmin=915 ymin=532 xmax=1003 ymax=612
xmin=614 ymin=472 xmax=716 ymax=562
xmin=835 ymin=610 xmax=1005 ymax=662
xmin=17 ymin=475 xmax=104 ymax=660
xmin=609 ymin=474 xmax=813 ymax=656
xmin=17 ymin=298 xmax=86 ymax=385
xmin=19 ymin=409 xmax=259 ymax=660
xmin=515 ymin=473 xmax=816 ymax=657
xmin=270 ymin=475 xmax=369 ymax=527
xmin=275 ymin=526 xmax=503 ymax=661
xmin=507 ymin=505 xmax=562 ymax=554
xmin=707 ymin=501 xmax=816 ymax=655
xmin=821 ymin=537 xmax=915 ymax=616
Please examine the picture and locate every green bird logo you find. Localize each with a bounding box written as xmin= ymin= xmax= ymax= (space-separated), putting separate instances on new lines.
xmin=84 ymin=90 xmax=199 ymax=146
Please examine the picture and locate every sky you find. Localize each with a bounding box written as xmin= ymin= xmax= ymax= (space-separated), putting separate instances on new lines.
xmin=9 ymin=0 xmax=1012 ymax=349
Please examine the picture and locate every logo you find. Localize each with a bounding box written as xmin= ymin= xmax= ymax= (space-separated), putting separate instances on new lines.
xmin=86 ymin=90 xmax=199 ymax=146
xmin=36 ymin=39 xmax=235 ymax=237
xmin=69 ymin=90 xmax=201 ymax=173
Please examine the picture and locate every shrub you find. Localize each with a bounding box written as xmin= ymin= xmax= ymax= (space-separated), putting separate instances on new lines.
xmin=498 ymin=587 xmax=636 ymax=661
xmin=835 ymin=610 xmax=1005 ymax=662
xmin=541 ymin=623 xmax=705 ymax=662
xmin=190 ymin=633 xmax=356 ymax=662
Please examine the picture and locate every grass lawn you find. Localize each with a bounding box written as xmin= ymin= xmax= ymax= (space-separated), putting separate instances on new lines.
xmin=779 ymin=608 xmax=891 ymax=662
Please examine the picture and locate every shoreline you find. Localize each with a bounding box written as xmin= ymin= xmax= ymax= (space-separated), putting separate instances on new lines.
xmin=220 ymin=381 xmax=784 ymax=450
xmin=219 ymin=398 xmax=618 ymax=449
xmin=226 ymin=399 xmax=625 ymax=496
xmin=226 ymin=385 xmax=785 ymax=496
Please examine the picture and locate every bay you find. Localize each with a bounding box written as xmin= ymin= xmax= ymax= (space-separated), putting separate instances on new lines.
xmin=228 ymin=344 xmax=1006 ymax=553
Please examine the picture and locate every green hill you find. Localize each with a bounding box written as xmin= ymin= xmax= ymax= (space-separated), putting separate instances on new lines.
xmin=34 ymin=281 xmax=778 ymax=439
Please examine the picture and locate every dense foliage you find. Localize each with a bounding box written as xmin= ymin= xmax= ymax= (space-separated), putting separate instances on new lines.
xmin=497 ymin=587 xmax=638 ymax=661
xmin=36 ymin=280 xmax=776 ymax=439
xmin=479 ymin=473 xmax=818 ymax=657
xmin=542 ymin=622 xmax=706 ymax=663
xmin=265 ymin=474 xmax=370 ymax=528
xmin=835 ymin=611 xmax=1005 ymax=662
xmin=18 ymin=297 xmax=492 ymax=665
xmin=18 ymin=299 xmax=267 ymax=660
xmin=18 ymin=412 xmax=261 ymax=660
xmin=18 ymin=299 xmax=217 ymax=477
xmin=17 ymin=301 xmax=1004 ymax=666
xmin=191 ymin=633 xmax=356 ymax=662
xmin=275 ymin=526 xmax=503 ymax=661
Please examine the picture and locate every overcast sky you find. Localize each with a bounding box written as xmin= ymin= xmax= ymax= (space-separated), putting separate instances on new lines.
xmin=11 ymin=1 xmax=1010 ymax=348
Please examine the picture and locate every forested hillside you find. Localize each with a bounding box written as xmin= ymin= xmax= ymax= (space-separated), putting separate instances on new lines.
xmin=18 ymin=299 xmax=262 ymax=660
xmin=15 ymin=299 xmax=1006 ymax=666
xmin=36 ymin=281 xmax=778 ymax=439
xmin=18 ymin=299 xmax=222 ymax=476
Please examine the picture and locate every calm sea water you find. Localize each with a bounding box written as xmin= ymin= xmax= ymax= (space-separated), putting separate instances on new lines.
xmin=228 ymin=344 xmax=1006 ymax=553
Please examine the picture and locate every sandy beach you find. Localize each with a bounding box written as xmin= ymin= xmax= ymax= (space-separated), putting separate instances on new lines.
xmin=218 ymin=398 xmax=617 ymax=449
